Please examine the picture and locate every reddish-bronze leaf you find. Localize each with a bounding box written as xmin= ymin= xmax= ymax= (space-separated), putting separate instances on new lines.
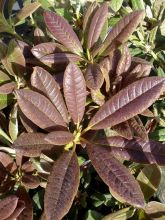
xmin=16 ymin=89 xmax=66 ymax=130
xmin=19 ymin=110 xmax=38 ymax=133
xmin=63 ymin=63 xmax=86 ymax=124
xmin=89 ymin=77 xmax=165 ymax=130
xmin=0 ymin=82 xmax=16 ymax=94
xmin=34 ymin=27 xmax=47 ymax=44
xmin=16 ymin=187 xmax=33 ymax=220
xmin=83 ymin=2 xmax=98 ymax=32
xmin=91 ymin=89 xmax=105 ymax=106
xmin=39 ymin=53 xmax=83 ymax=66
xmin=87 ymin=2 xmax=108 ymax=49
xmin=22 ymin=174 xmax=40 ymax=189
xmin=113 ymin=121 xmax=133 ymax=140
xmin=87 ymin=144 xmax=145 ymax=208
xmin=0 ymin=152 xmax=17 ymax=173
xmin=31 ymin=42 xmax=65 ymax=59
xmin=21 ymin=161 xmax=35 ymax=173
xmin=5 ymin=201 xmax=25 ymax=220
xmin=31 ymin=66 xmax=69 ymax=123
xmin=128 ymin=116 xmax=148 ymax=141
xmin=85 ymin=63 xmax=104 ymax=90
xmin=13 ymin=133 xmax=54 ymax=157
xmin=0 ymin=195 xmax=18 ymax=220
xmin=45 ymin=131 xmax=74 ymax=145
xmin=44 ymin=11 xmax=83 ymax=55
xmin=44 ymin=151 xmax=80 ymax=220
xmin=96 ymin=136 xmax=165 ymax=165
xmin=93 ymin=10 xmax=144 ymax=57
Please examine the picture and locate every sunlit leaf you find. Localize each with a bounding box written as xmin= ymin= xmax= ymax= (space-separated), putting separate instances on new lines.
xmin=13 ymin=133 xmax=54 ymax=157
xmin=44 ymin=11 xmax=83 ymax=55
xmin=110 ymin=0 xmax=124 ymax=12
xmin=63 ymin=63 xmax=86 ymax=124
xmin=9 ymin=104 xmax=18 ymax=141
xmin=31 ymin=66 xmax=69 ymax=123
xmin=44 ymin=151 xmax=80 ymax=220
xmin=102 ymin=207 xmax=135 ymax=220
xmin=45 ymin=131 xmax=74 ymax=145
xmin=87 ymin=2 xmax=108 ymax=49
xmin=89 ymin=77 xmax=165 ymax=130
xmin=137 ymin=164 xmax=161 ymax=200
xmin=0 ymin=82 xmax=16 ymax=94
xmin=87 ymin=144 xmax=145 ymax=208
xmin=16 ymin=89 xmax=66 ymax=130
xmin=145 ymin=201 xmax=165 ymax=219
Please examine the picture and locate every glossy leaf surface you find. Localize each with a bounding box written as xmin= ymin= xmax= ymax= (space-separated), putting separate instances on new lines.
xmin=89 ymin=77 xmax=165 ymax=129
xmin=44 ymin=151 xmax=80 ymax=220
xmin=44 ymin=11 xmax=83 ymax=55
xmin=87 ymin=144 xmax=145 ymax=208
xmin=63 ymin=63 xmax=86 ymax=124
xmin=16 ymin=89 xmax=66 ymax=130
xmin=31 ymin=67 xmax=68 ymax=123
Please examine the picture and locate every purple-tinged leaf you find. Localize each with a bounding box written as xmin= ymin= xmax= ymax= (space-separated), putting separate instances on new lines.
xmin=91 ymin=89 xmax=105 ymax=106
xmin=5 ymin=201 xmax=25 ymax=220
xmin=0 ymin=152 xmax=17 ymax=173
xmin=16 ymin=187 xmax=33 ymax=220
xmin=128 ymin=116 xmax=148 ymax=141
xmin=16 ymin=89 xmax=66 ymax=130
xmin=21 ymin=161 xmax=35 ymax=173
xmin=63 ymin=63 xmax=86 ymax=124
xmin=93 ymin=10 xmax=144 ymax=57
xmin=145 ymin=201 xmax=165 ymax=219
xmin=140 ymin=109 xmax=154 ymax=117
xmin=87 ymin=144 xmax=145 ymax=208
xmin=87 ymin=3 xmax=108 ymax=49
xmin=83 ymin=2 xmax=98 ymax=32
xmin=0 ymin=195 xmax=18 ymax=220
xmin=45 ymin=131 xmax=74 ymax=145
xmin=113 ymin=121 xmax=133 ymax=140
xmin=31 ymin=42 xmax=65 ymax=59
xmin=39 ymin=53 xmax=83 ymax=67
xmin=44 ymin=151 xmax=80 ymax=220
xmin=16 ymin=40 xmax=32 ymax=58
xmin=22 ymin=174 xmax=40 ymax=189
xmin=89 ymin=77 xmax=165 ymax=130
xmin=31 ymin=66 xmax=69 ymax=123
xmin=19 ymin=110 xmax=38 ymax=133
xmin=13 ymin=133 xmax=55 ymax=157
xmin=96 ymin=136 xmax=165 ymax=165
xmin=85 ymin=63 xmax=104 ymax=90
xmin=44 ymin=11 xmax=83 ymax=55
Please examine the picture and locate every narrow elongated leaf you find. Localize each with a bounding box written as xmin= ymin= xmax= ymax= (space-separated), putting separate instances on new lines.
xmin=31 ymin=42 xmax=65 ymax=59
xmin=44 ymin=11 xmax=83 ymax=55
xmin=137 ymin=164 xmax=161 ymax=200
xmin=16 ymin=89 xmax=66 ymax=130
xmin=16 ymin=187 xmax=33 ymax=220
xmin=45 ymin=131 xmax=74 ymax=145
xmin=87 ymin=3 xmax=108 ymax=49
xmin=85 ymin=63 xmax=104 ymax=90
xmin=89 ymin=77 xmax=165 ymax=130
xmin=102 ymin=207 xmax=135 ymax=220
xmin=44 ymin=151 xmax=80 ymax=220
xmin=96 ymin=136 xmax=165 ymax=165
xmin=93 ymin=10 xmax=144 ymax=57
xmin=83 ymin=2 xmax=97 ymax=32
xmin=87 ymin=144 xmax=145 ymax=208
xmin=0 ymin=195 xmax=18 ymax=220
xmin=39 ymin=53 xmax=83 ymax=66
xmin=15 ymin=2 xmax=41 ymax=25
xmin=13 ymin=133 xmax=54 ymax=157
xmin=31 ymin=67 xmax=69 ymax=123
xmin=0 ymin=82 xmax=15 ymax=94
xmin=9 ymin=104 xmax=18 ymax=141
xmin=63 ymin=63 xmax=86 ymax=124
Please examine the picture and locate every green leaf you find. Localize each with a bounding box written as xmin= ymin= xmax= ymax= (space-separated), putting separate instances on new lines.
xmin=0 ymin=127 xmax=13 ymax=145
xmin=131 ymin=0 xmax=145 ymax=10
xmin=160 ymin=19 xmax=165 ymax=36
xmin=150 ymin=128 xmax=165 ymax=141
xmin=55 ymin=8 xmax=72 ymax=21
xmin=102 ymin=207 xmax=135 ymax=220
xmin=110 ymin=0 xmax=124 ymax=12
xmin=156 ymin=167 xmax=165 ymax=203
xmin=0 ymin=94 xmax=13 ymax=110
xmin=137 ymin=164 xmax=161 ymax=200
xmin=0 ymin=13 xmax=14 ymax=34
xmin=85 ymin=210 xmax=103 ymax=220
